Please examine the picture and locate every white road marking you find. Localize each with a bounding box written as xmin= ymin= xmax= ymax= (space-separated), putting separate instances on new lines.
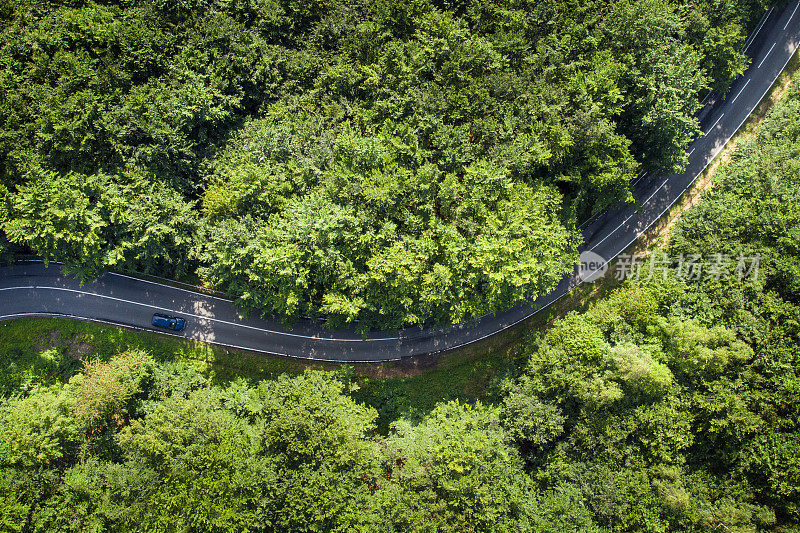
xmin=581 ymin=38 xmax=800 ymax=283
xmin=746 ymin=7 xmax=774 ymax=52
xmin=0 ymin=313 xmax=401 ymax=363
xmin=730 ymin=79 xmax=750 ymax=105
xmin=588 ymin=177 xmax=674 ymax=254
xmin=588 ymin=214 xmax=635 ymax=252
xmin=707 ymin=113 xmax=725 ymax=133
xmin=758 ymin=43 xmax=777 ymax=68
xmin=632 ymin=171 xmax=649 ymax=186
xmin=688 ymin=148 xmax=695 ymax=156
xmin=0 ymin=287 xmax=398 ymax=342
xmin=108 ymin=271 xmax=232 ymax=302
xmin=785 ymin=1 xmax=799 ymax=31
xmin=19 ymin=260 xmax=232 ymax=302
xmin=643 ymin=179 xmax=669 ymax=204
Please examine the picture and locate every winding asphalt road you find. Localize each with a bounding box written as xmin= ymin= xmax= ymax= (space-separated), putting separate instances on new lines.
xmin=2 ymin=2 xmax=800 ymax=362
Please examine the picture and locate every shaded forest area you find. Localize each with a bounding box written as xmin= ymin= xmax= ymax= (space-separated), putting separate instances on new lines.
xmin=0 ymin=0 xmax=768 ymax=328
xmin=2 ymin=53 xmax=800 ymax=532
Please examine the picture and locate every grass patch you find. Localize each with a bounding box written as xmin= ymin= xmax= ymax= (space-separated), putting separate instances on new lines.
xmin=353 ymin=339 xmax=523 ymax=431
xmin=0 ymin=318 xmax=312 ymax=395
xmin=0 ymin=317 xmax=519 ymax=428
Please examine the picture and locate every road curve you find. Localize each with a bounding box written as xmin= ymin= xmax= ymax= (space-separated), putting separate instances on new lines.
xmin=2 ymin=2 xmax=800 ymax=363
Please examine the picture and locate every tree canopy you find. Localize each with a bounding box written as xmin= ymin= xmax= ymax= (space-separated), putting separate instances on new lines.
xmin=4 ymin=1 xmax=800 ymax=531
xmin=0 ymin=0 xmax=768 ymax=328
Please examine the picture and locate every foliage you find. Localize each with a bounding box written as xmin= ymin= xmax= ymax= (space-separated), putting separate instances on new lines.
xmin=119 ymin=388 xmax=264 ymax=531
xmin=0 ymin=0 xmax=765 ymax=327
xmin=378 ymin=400 xmax=534 ymax=531
xmin=0 ymin=358 xmax=535 ymax=531
xmin=240 ymin=372 xmax=383 ymax=531
xmin=4 ymin=166 xmax=198 ymax=280
xmin=499 ymin=74 xmax=800 ymax=531
xmin=2 ymin=1 xmax=799 ymax=531
xmin=199 ymin=116 xmax=580 ymax=327
xmin=71 ymin=350 xmax=154 ymax=428
xmin=0 ymin=385 xmax=79 ymax=468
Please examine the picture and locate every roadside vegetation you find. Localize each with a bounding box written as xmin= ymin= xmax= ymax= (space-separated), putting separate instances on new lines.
xmin=0 ymin=317 xmax=518 ymax=430
xmin=0 ymin=0 xmax=765 ymax=329
xmin=2 ymin=53 xmax=800 ymax=530
xmin=3 ymin=0 xmax=798 ymax=530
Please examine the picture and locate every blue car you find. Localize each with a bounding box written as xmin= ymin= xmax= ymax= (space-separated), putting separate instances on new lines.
xmin=151 ymin=313 xmax=186 ymax=331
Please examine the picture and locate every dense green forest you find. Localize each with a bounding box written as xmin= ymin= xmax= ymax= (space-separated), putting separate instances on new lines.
xmin=0 ymin=0 xmax=767 ymax=328
xmin=2 ymin=51 xmax=800 ymax=532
